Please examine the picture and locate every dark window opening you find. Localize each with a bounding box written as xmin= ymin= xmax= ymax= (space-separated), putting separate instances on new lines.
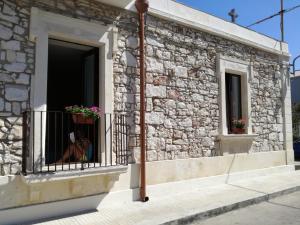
xmin=225 ymin=73 xmax=242 ymax=134
xmin=46 ymin=39 xmax=99 ymax=164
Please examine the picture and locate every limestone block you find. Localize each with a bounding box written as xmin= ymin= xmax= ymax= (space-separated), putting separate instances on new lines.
xmin=202 ymin=137 xmax=212 ymax=147
xmin=120 ymin=51 xmax=137 ymax=67
xmin=173 ymin=139 xmax=187 ymax=145
xmin=12 ymin=102 xmax=21 ymax=115
xmin=12 ymin=141 xmax=22 ymax=150
xmin=5 ymin=85 xmax=28 ymax=101
xmin=14 ymin=26 xmax=25 ymax=35
xmin=0 ymin=24 xmax=13 ymax=40
xmin=164 ymin=119 xmax=174 ymax=129
xmin=174 ymin=66 xmax=188 ymax=78
xmin=6 ymin=50 xmax=16 ymax=62
xmin=146 ymin=84 xmax=166 ymax=98
xmin=0 ymin=12 xmax=19 ymax=24
xmin=145 ymin=112 xmax=164 ymax=125
xmin=1 ymin=127 xmax=8 ymax=133
xmin=3 ymin=4 xmax=16 ymax=16
xmin=191 ymin=93 xmax=204 ymax=102
xmin=0 ymin=72 xmax=13 ymax=82
xmin=16 ymin=52 xmax=26 ymax=63
xmin=147 ymin=37 xmax=164 ymax=47
xmin=126 ymin=36 xmax=138 ymax=49
xmin=4 ymin=62 xmax=26 ymax=72
xmin=147 ymin=125 xmax=156 ymax=137
xmin=147 ymin=150 xmax=158 ymax=161
xmin=179 ymin=118 xmax=192 ymax=127
xmin=15 ymin=73 xmax=29 ymax=84
xmin=269 ymin=133 xmax=277 ymax=141
xmin=0 ymin=119 xmax=4 ymax=127
xmin=146 ymin=58 xmax=164 ymax=73
xmin=147 ymin=137 xmax=165 ymax=150
xmin=176 ymin=79 xmax=185 ymax=88
xmin=196 ymin=127 xmax=206 ymax=137
xmin=165 ymin=100 xmax=176 ymax=109
xmin=166 ymin=144 xmax=178 ymax=152
xmin=0 ymin=130 xmax=6 ymax=139
xmin=177 ymin=102 xmax=186 ymax=109
xmin=1 ymin=40 xmax=20 ymax=51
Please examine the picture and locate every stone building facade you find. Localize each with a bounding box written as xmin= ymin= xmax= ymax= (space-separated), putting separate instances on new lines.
xmin=0 ymin=0 xmax=294 ymax=223
xmin=0 ymin=0 xmax=290 ymax=174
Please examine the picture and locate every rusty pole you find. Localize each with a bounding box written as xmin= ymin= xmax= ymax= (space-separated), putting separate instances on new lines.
xmin=135 ymin=0 xmax=149 ymax=202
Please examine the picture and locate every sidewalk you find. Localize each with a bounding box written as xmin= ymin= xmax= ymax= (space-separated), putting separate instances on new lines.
xmin=31 ymin=167 xmax=300 ymax=225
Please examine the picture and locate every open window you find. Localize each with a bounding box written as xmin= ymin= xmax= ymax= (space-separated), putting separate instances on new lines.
xmin=22 ymin=9 xmax=128 ymax=175
xmin=46 ymin=39 xmax=99 ymax=165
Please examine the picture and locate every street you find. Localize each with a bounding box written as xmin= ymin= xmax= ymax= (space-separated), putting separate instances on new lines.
xmin=192 ymin=191 xmax=300 ymax=225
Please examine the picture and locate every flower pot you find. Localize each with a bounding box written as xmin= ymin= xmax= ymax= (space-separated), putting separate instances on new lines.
xmin=72 ymin=113 xmax=94 ymax=125
xmin=232 ymin=127 xmax=245 ymax=134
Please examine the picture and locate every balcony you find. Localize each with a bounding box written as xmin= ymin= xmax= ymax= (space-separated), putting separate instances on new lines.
xmin=21 ymin=111 xmax=129 ymax=175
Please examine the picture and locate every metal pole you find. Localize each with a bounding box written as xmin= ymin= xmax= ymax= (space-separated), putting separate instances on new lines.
xmin=135 ymin=0 xmax=149 ymax=202
xmin=280 ymin=0 xmax=284 ymax=42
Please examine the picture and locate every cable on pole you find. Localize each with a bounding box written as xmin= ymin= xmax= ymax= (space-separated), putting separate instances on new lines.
xmin=247 ymin=3 xmax=300 ymax=28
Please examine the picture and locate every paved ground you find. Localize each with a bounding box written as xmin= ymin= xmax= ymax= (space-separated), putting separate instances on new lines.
xmin=24 ymin=168 xmax=300 ymax=225
xmin=192 ymin=191 xmax=300 ymax=225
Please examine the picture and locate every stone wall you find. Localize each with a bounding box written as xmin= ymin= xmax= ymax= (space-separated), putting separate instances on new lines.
xmin=0 ymin=0 xmax=285 ymax=174
xmin=138 ymin=17 xmax=283 ymax=160
xmin=0 ymin=0 xmax=33 ymax=175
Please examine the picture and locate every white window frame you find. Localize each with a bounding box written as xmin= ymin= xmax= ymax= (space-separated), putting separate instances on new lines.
xmin=28 ymin=7 xmax=117 ymax=171
xmin=217 ymin=54 xmax=253 ymax=136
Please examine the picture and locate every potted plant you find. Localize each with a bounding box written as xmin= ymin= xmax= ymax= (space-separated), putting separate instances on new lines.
xmin=65 ymin=105 xmax=102 ymax=125
xmin=232 ymin=119 xmax=246 ymax=134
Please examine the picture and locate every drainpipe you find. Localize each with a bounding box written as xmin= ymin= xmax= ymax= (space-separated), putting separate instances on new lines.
xmin=135 ymin=0 xmax=149 ymax=202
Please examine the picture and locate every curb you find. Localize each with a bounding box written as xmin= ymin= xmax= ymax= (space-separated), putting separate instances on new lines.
xmin=160 ymin=185 xmax=300 ymax=225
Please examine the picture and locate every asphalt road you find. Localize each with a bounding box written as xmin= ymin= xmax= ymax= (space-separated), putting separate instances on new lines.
xmin=191 ymin=191 xmax=300 ymax=225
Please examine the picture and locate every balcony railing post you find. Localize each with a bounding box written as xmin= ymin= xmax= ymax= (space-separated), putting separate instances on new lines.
xmin=22 ymin=111 xmax=28 ymax=175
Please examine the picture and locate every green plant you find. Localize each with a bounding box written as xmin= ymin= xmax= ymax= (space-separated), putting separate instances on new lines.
xmin=65 ymin=105 xmax=102 ymax=119
xmin=232 ymin=119 xmax=246 ymax=129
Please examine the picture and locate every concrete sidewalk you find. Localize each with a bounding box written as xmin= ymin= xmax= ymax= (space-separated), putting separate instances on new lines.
xmin=30 ymin=167 xmax=300 ymax=225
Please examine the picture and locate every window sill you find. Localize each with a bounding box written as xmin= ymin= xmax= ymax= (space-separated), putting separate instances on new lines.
xmin=21 ymin=165 xmax=128 ymax=183
xmin=217 ymin=134 xmax=258 ymax=141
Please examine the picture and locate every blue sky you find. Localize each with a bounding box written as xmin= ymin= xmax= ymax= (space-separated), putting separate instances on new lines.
xmin=176 ymin=0 xmax=300 ymax=69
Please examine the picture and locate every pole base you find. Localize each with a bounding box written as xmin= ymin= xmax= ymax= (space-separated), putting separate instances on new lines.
xmin=142 ymin=196 xmax=149 ymax=202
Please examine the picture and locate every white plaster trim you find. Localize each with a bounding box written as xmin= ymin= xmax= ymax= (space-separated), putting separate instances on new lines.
xmin=217 ymin=134 xmax=258 ymax=141
xmin=95 ymin=0 xmax=134 ymax=9
xmin=217 ymin=54 xmax=252 ymax=136
xmin=29 ymin=7 xmax=116 ymax=170
xmin=22 ymin=166 xmax=128 ymax=183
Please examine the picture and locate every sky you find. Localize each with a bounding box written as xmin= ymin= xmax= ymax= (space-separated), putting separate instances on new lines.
xmin=176 ymin=0 xmax=300 ymax=69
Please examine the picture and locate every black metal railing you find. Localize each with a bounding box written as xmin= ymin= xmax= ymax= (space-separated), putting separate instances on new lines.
xmin=22 ymin=111 xmax=129 ymax=175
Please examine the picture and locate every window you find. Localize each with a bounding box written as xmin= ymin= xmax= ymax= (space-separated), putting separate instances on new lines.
xmin=225 ymin=73 xmax=242 ymax=133
xmin=26 ymin=8 xmax=118 ymax=173
xmin=217 ymin=54 xmax=253 ymax=136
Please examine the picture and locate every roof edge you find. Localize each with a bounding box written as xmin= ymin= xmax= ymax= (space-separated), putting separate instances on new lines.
xmin=96 ymin=0 xmax=289 ymax=56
